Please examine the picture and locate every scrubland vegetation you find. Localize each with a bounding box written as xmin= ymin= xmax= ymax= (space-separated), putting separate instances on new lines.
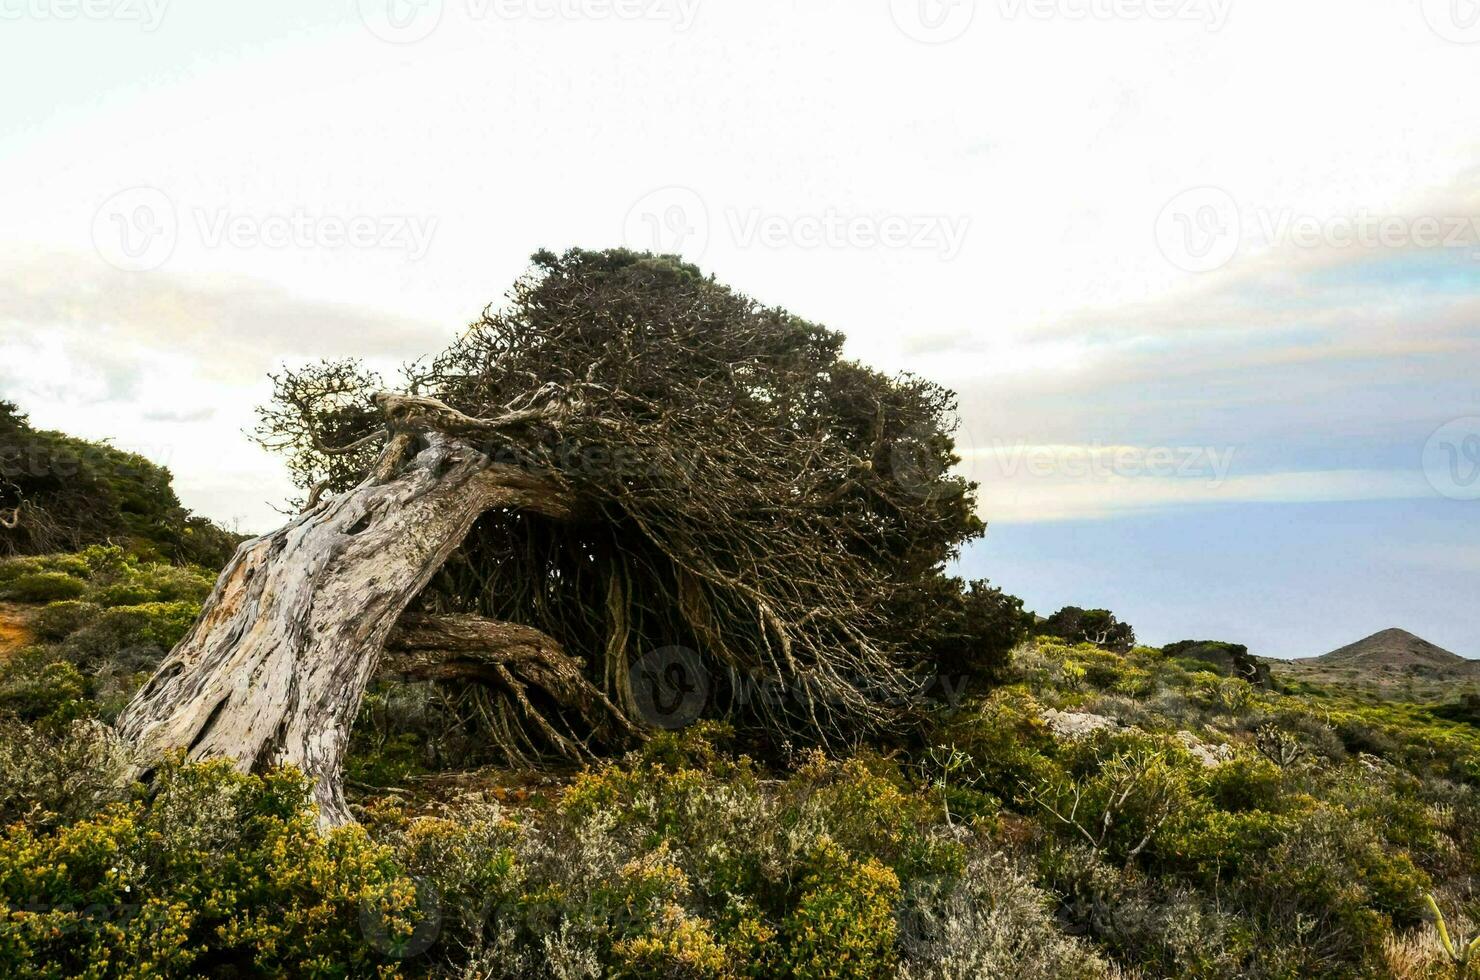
xmin=3 ymin=545 xmax=1480 ymax=978
xmin=3 ymin=255 xmax=1477 ymax=977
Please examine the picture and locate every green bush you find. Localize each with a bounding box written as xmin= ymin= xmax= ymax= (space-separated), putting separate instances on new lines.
xmin=0 ymin=652 xmax=91 ymax=728
xmin=933 ymin=688 xmax=1059 ymax=807
xmin=0 ymin=759 xmax=418 ymax=979
xmin=30 ymin=601 xmax=102 ymax=642
xmin=1037 ymin=606 xmax=1136 ymax=653
xmin=0 ymin=572 xmax=86 ymax=603
xmin=773 ymin=840 xmax=899 ymax=980
xmin=0 ymin=555 xmax=92 ymax=586
xmin=1038 ymin=839 xmax=1260 ymax=977
xmin=0 ymin=720 xmax=127 ymax=827
xmin=1247 ymin=807 xmax=1430 ymax=973
xmin=40 ymin=602 xmax=198 ymax=678
xmin=1157 ymin=805 xmax=1293 ymax=884
xmin=1203 ymin=754 xmax=1287 ymax=813
xmin=1032 ymin=735 xmax=1193 ymax=865
xmin=87 ymin=563 xmax=211 ymax=608
xmin=896 ymin=850 xmax=1115 ymax=979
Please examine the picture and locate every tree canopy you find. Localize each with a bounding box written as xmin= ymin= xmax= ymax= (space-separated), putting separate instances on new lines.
xmin=1038 ymin=606 xmax=1137 ymax=654
xmin=255 ymin=249 xmax=986 ymax=752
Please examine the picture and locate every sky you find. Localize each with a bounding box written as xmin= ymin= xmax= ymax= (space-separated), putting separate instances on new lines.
xmin=0 ymin=0 xmax=1476 ymax=659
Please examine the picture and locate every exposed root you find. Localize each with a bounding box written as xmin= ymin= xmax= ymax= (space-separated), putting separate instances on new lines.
xmin=383 ymin=612 xmax=637 ymax=762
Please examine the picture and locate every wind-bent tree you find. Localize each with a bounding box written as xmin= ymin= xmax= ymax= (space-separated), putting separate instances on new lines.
xmin=117 ymin=249 xmax=983 ymax=824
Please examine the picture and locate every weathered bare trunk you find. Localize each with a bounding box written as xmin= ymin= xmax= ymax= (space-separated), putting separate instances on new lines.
xmin=117 ymin=434 xmax=570 ymax=826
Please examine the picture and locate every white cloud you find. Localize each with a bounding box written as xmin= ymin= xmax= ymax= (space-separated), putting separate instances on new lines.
xmin=975 ymin=464 xmax=1433 ymax=524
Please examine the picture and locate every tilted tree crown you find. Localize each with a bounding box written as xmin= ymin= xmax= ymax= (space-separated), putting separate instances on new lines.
xmin=256 ymin=248 xmax=983 ymax=750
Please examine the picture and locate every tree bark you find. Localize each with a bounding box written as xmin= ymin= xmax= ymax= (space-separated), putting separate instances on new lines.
xmin=116 ymin=434 xmax=572 ymax=826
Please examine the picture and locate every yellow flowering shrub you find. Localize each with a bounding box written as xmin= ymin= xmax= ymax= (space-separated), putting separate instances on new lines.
xmin=770 ymin=839 xmax=900 ymax=980
xmin=0 ymin=758 xmax=416 ymax=979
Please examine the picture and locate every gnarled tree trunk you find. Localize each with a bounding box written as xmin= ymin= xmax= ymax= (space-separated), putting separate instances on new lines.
xmin=117 ymin=431 xmax=573 ymax=826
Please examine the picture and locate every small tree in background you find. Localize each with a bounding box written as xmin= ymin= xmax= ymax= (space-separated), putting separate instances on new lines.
xmin=1038 ymin=606 xmax=1136 ymax=654
xmin=910 ymin=576 xmax=1031 ymax=678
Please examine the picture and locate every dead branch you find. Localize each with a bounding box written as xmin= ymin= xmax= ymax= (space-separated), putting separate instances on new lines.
xmin=374 ymin=392 xmax=574 ymax=440
xmin=384 ymin=611 xmax=637 ymax=760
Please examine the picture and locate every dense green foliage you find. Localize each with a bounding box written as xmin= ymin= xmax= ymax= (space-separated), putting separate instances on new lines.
xmin=4 ymin=555 xmax=1480 ymax=977
xmin=903 ymin=576 xmax=1031 ymax=679
xmin=1037 ymin=605 xmax=1137 ymax=653
xmin=0 ymin=402 xmax=240 ymax=567
xmin=1163 ymin=638 xmax=1273 ymax=686
xmin=0 ymin=548 xmax=213 ymax=727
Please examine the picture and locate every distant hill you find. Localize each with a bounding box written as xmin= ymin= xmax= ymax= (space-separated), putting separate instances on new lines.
xmin=1292 ymin=628 xmax=1479 ymax=680
xmin=0 ymin=399 xmax=241 ymax=568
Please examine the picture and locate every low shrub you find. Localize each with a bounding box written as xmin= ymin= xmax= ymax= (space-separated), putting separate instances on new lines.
xmin=0 ymin=572 xmax=86 ymax=603
xmin=0 ymin=652 xmax=91 ymax=728
xmin=29 ymin=601 xmax=102 ymax=642
xmin=61 ymin=601 xmax=198 ymax=670
xmin=896 ymin=849 xmax=1115 ymax=979
xmin=87 ymin=563 xmax=211 ymax=608
xmin=0 ymin=720 xmax=127 ymax=827
xmin=773 ymin=840 xmax=899 ymax=980
xmin=0 ymin=759 xmax=418 ymax=979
